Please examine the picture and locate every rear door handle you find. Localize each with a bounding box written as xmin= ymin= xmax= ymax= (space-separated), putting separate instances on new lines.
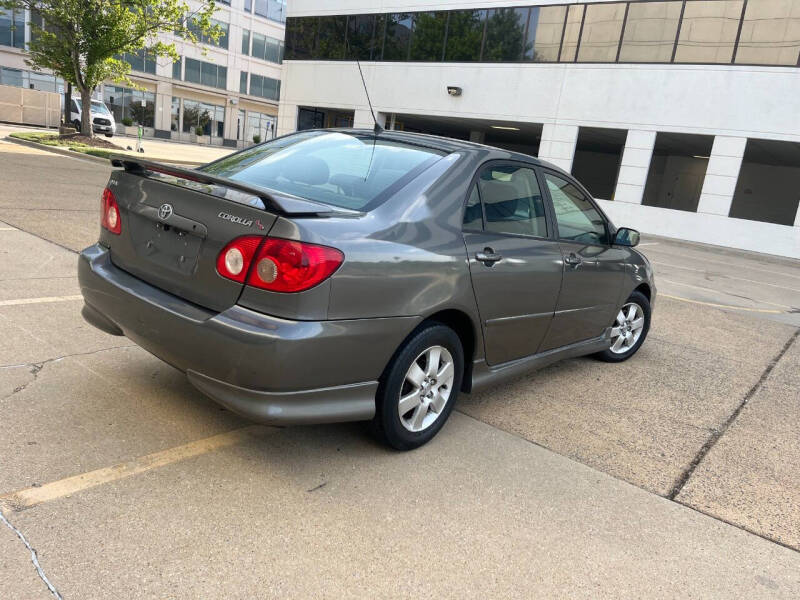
xmin=564 ymin=253 xmax=582 ymax=267
xmin=475 ymin=249 xmax=502 ymax=266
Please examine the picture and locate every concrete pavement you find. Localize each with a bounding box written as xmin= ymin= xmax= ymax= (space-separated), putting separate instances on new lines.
xmin=1 ymin=138 xmax=800 ymax=597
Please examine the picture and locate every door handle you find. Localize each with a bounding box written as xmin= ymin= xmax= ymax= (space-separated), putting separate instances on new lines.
xmin=564 ymin=252 xmax=582 ymax=267
xmin=475 ymin=248 xmax=502 ymax=266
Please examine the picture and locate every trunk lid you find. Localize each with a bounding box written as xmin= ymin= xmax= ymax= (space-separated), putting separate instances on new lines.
xmin=103 ymin=161 xmax=281 ymax=312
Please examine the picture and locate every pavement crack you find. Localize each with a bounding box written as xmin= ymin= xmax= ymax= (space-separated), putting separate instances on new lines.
xmin=1 ymin=346 xmax=136 ymax=400
xmin=667 ymin=328 xmax=800 ymax=501
xmin=0 ymin=505 xmax=64 ymax=599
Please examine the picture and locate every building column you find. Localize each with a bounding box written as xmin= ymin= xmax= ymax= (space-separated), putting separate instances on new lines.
xmin=276 ymin=101 xmax=298 ymax=136
xmin=538 ymin=124 xmax=578 ymax=172
xmin=696 ymin=136 xmax=747 ymax=216
xmin=469 ymin=130 xmax=485 ymax=144
xmin=353 ymin=108 xmax=386 ymax=130
xmin=614 ymin=130 xmax=657 ymax=204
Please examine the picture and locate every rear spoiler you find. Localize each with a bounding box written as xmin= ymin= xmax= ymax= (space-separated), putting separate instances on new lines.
xmin=109 ymin=155 xmax=363 ymax=217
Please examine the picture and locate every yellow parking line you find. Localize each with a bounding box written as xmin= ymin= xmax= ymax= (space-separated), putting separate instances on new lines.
xmin=0 ymin=426 xmax=269 ymax=512
xmin=0 ymin=295 xmax=83 ymax=307
xmin=660 ymin=293 xmax=784 ymax=314
xmin=0 ymin=227 xmax=17 ymax=231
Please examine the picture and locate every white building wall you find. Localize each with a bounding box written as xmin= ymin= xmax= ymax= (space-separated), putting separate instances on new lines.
xmin=278 ymin=57 xmax=800 ymax=258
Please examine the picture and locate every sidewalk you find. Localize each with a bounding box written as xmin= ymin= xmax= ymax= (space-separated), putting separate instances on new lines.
xmin=0 ymin=123 xmax=235 ymax=165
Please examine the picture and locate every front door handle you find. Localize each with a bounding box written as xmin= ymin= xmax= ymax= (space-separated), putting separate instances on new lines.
xmin=564 ymin=252 xmax=582 ymax=267
xmin=475 ymin=248 xmax=502 ymax=266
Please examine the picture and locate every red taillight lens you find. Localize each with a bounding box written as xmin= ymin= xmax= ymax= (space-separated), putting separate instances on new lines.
xmin=216 ymin=236 xmax=344 ymax=292
xmin=247 ymin=238 xmax=344 ymax=292
xmin=216 ymin=235 xmax=263 ymax=283
xmin=101 ymin=187 xmax=121 ymax=235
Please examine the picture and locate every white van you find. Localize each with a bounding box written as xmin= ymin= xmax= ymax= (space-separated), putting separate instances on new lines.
xmin=70 ymin=98 xmax=116 ymax=137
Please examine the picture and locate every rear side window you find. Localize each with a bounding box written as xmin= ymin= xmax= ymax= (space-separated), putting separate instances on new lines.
xmin=544 ymin=172 xmax=609 ymax=245
xmin=201 ymin=131 xmax=445 ymax=211
xmin=476 ymin=165 xmax=547 ymax=237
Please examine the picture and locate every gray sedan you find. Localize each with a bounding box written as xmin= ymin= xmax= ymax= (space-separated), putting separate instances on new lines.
xmin=79 ymin=129 xmax=655 ymax=449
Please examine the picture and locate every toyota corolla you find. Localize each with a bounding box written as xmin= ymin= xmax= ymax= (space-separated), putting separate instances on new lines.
xmin=78 ymin=129 xmax=655 ymax=449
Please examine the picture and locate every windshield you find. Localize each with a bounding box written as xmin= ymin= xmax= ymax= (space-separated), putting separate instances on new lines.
xmin=201 ymin=131 xmax=445 ymax=211
xmin=73 ymin=99 xmax=111 ymax=115
xmin=91 ymin=101 xmax=110 ymax=115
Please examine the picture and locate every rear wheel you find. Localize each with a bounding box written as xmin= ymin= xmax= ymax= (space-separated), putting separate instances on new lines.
xmin=595 ymin=290 xmax=651 ymax=362
xmin=372 ymin=324 xmax=463 ymax=450
xmin=72 ymin=119 xmax=81 ymax=132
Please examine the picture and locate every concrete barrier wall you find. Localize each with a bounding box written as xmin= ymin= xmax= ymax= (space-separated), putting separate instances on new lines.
xmin=0 ymin=84 xmax=60 ymax=127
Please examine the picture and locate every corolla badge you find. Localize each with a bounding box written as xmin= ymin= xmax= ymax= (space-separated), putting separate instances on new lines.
xmin=218 ymin=212 xmax=264 ymax=230
xmin=158 ymin=203 xmax=174 ymax=220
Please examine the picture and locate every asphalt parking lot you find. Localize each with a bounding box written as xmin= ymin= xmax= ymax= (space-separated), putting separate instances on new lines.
xmin=1 ymin=135 xmax=799 ymax=598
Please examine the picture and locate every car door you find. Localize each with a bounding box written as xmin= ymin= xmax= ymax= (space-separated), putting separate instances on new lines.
xmin=462 ymin=162 xmax=563 ymax=366
xmin=539 ymin=169 xmax=627 ymax=350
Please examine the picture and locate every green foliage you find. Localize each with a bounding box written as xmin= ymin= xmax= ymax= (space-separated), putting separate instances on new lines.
xmin=483 ymin=9 xmax=531 ymax=62
xmin=195 ymin=125 xmax=205 ymax=136
xmin=252 ymin=134 xmax=261 ymax=144
xmin=443 ymin=11 xmax=485 ymax=61
xmin=121 ymin=116 xmax=133 ymax=126
xmin=1 ymin=0 xmax=220 ymax=135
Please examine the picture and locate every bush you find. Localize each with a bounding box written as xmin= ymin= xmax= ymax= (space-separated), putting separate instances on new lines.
xmin=121 ymin=117 xmax=133 ymax=127
xmin=252 ymin=134 xmax=261 ymax=144
xmin=195 ymin=126 xmax=205 ymax=137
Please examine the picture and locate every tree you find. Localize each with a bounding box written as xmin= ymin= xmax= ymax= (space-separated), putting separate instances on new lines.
xmin=0 ymin=0 xmax=220 ymax=137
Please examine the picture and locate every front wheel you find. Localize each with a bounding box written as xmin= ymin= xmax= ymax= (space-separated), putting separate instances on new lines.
xmin=372 ymin=324 xmax=464 ymax=450
xmin=595 ymin=290 xmax=651 ymax=362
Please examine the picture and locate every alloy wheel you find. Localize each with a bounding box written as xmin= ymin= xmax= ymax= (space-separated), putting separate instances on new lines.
xmin=609 ymin=302 xmax=645 ymax=354
xmin=398 ymin=345 xmax=455 ymax=433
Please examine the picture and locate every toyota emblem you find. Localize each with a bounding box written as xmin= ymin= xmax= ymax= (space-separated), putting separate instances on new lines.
xmin=158 ymin=203 xmax=173 ymax=220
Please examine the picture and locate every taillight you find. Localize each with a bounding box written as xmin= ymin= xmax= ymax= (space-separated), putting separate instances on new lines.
xmin=101 ymin=187 xmax=121 ymax=235
xmin=215 ymin=236 xmax=344 ymax=292
xmin=216 ymin=236 xmax=263 ymax=283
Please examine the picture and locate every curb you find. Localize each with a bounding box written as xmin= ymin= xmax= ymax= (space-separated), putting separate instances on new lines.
xmin=4 ymin=136 xmax=204 ymax=167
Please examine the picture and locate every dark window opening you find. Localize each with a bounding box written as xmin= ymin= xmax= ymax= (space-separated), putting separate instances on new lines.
xmin=729 ymin=139 xmax=800 ymax=226
xmin=642 ymin=132 xmax=714 ymax=212
xmin=572 ymin=127 xmax=628 ymax=200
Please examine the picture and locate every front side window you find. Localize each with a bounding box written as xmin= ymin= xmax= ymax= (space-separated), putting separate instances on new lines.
xmin=201 ymin=131 xmax=445 ymax=211
xmin=463 ymin=185 xmax=483 ymax=230
xmin=477 ymin=165 xmax=548 ymax=237
xmin=545 ymin=172 xmax=608 ymax=245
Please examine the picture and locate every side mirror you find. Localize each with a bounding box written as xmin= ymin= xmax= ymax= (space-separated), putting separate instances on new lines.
xmin=613 ymin=227 xmax=640 ymax=247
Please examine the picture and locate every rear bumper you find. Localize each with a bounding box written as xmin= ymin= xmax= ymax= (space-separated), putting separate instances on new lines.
xmin=78 ymin=244 xmax=420 ymax=425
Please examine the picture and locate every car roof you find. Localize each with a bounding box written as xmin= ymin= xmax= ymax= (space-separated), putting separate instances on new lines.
xmin=327 ymin=128 xmax=550 ymax=165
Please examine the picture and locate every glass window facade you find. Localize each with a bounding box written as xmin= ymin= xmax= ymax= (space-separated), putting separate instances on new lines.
xmin=240 ymin=70 xmax=248 ymax=94
xmin=246 ymin=111 xmax=276 ymax=142
xmin=0 ymin=9 xmax=25 ymax=49
xmin=410 ymin=12 xmax=448 ymax=61
xmin=184 ymin=58 xmax=227 ymax=90
xmin=527 ymin=6 xmax=568 ymax=62
xmin=284 ymin=1 xmax=800 ymax=67
xmin=445 ymin=10 xmax=486 ymax=61
xmin=172 ymin=57 xmax=182 ymax=80
xmin=577 ymin=3 xmax=627 ymax=63
xmin=182 ymin=100 xmax=225 ymax=137
xmin=103 ymin=85 xmax=156 ymax=127
xmin=619 ymin=1 xmax=683 ymax=63
xmin=0 ymin=67 xmax=64 ymax=92
xmin=188 ymin=18 xmax=229 ymax=49
xmin=251 ymin=32 xmax=284 ymax=63
xmin=254 ymin=0 xmax=287 ymax=23
xmin=675 ymin=0 xmax=744 ymax=63
xmin=119 ymin=49 xmax=156 ymax=75
xmin=242 ymin=28 xmax=250 ymax=55
xmin=484 ymin=8 xmax=530 ymax=62
xmin=735 ymin=0 xmax=800 ymax=65
xmin=249 ymin=74 xmax=281 ymax=100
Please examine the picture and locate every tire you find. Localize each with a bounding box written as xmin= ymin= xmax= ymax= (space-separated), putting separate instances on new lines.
xmin=372 ymin=323 xmax=464 ymax=450
xmin=595 ymin=290 xmax=651 ymax=363
xmin=105 ymin=133 xmax=113 ymax=138
xmin=72 ymin=120 xmax=81 ymax=132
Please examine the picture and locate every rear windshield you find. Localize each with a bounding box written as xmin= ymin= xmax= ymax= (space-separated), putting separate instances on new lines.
xmin=201 ymin=131 xmax=445 ymax=211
